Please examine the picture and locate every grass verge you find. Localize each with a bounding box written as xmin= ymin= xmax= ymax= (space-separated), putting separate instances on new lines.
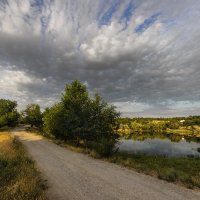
xmin=0 ymin=132 xmax=47 ymax=200
xmin=108 ymin=152 xmax=200 ymax=189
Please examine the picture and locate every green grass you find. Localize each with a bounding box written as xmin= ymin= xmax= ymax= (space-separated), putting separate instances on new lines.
xmin=0 ymin=132 xmax=47 ymax=200
xmin=107 ymin=152 xmax=200 ymax=189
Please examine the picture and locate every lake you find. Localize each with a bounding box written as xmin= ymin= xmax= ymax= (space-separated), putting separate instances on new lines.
xmin=118 ymin=137 xmax=200 ymax=157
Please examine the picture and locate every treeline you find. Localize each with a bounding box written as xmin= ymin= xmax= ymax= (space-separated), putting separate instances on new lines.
xmin=118 ymin=119 xmax=167 ymax=137
xmin=117 ymin=116 xmax=200 ymax=137
xmin=0 ymin=81 xmax=119 ymax=157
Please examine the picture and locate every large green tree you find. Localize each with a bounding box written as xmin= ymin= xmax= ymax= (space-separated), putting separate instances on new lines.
xmin=0 ymin=99 xmax=19 ymax=127
xmin=43 ymin=80 xmax=120 ymax=156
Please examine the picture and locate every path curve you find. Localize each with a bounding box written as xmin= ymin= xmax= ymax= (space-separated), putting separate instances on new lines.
xmin=12 ymin=128 xmax=200 ymax=200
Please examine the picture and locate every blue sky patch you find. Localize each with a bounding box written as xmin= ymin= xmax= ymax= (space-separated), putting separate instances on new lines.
xmin=99 ymin=0 xmax=121 ymax=26
xmin=40 ymin=16 xmax=50 ymax=34
xmin=31 ymin=0 xmax=44 ymax=7
xmin=135 ymin=13 xmax=160 ymax=33
xmin=120 ymin=1 xmax=134 ymax=24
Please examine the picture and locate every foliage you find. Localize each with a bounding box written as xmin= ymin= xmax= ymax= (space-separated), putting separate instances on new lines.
xmin=184 ymin=116 xmax=200 ymax=126
xmin=118 ymin=119 xmax=167 ymax=137
xmin=43 ymin=80 xmax=120 ymax=156
xmin=22 ymin=104 xmax=43 ymax=128
xmin=43 ymin=104 xmax=66 ymax=138
xmin=117 ymin=116 xmax=200 ymax=138
xmin=87 ymin=138 xmax=117 ymax=157
xmin=166 ymin=120 xmax=180 ymax=129
xmin=0 ymin=99 xmax=19 ymax=128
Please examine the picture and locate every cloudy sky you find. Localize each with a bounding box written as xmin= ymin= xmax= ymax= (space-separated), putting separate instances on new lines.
xmin=0 ymin=0 xmax=200 ymax=117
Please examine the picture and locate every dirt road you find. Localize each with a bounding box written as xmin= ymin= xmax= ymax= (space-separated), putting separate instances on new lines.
xmin=13 ymin=128 xmax=200 ymax=200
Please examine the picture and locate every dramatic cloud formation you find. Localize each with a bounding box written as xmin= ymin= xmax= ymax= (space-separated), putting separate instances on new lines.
xmin=0 ymin=0 xmax=200 ymax=116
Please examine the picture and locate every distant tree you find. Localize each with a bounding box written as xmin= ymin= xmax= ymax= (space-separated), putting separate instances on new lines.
xmin=130 ymin=121 xmax=143 ymax=134
xmin=166 ymin=120 xmax=180 ymax=129
xmin=184 ymin=116 xmax=200 ymax=126
xmin=23 ymin=104 xmax=43 ymax=128
xmin=0 ymin=99 xmax=19 ymax=127
xmin=43 ymin=103 xmax=66 ymax=138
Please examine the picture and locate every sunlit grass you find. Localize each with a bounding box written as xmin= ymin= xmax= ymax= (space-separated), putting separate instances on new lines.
xmin=0 ymin=132 xmax=10 ymax=141
xmin=0 ymin=132 xmax=47 ymax=200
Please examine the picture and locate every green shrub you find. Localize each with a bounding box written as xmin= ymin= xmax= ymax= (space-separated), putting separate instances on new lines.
xmin=88 ymin=138 xmax=117 ymax=157
xmin=22 ymin=104 xmax=43 ymax=128
xmin=158 ymin=168 xmax=178 ymax=182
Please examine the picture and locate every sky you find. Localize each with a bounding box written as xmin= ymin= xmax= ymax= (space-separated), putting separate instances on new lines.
xmin=0 ymin=0 xmax=200 ymax=117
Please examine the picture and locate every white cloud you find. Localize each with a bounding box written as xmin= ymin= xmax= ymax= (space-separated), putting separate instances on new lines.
xmin=0 ymin=67 xmax=32 ymax=94
xmin=0 ymin=0 xmax=200 ymax=116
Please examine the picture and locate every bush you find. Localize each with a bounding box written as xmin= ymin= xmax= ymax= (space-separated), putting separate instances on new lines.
xmin=158 ymin=168 xmax=177 ymax=182
xmin=88 ymin=138 xmax=117 ymax=157
xmin=22 ymin=104 xmax=43 ymax=128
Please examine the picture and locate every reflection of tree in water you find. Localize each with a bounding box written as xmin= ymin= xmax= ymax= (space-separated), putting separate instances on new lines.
xmin=130 ymin=132 xmax=181 ymax=142
xmin=184 ymin=136 xmax=200 ymax=143
xmin=167 ymin=134 xmax=182 ymax=142
xmin=128 ymin=132 xmax=200 ymax=143
xmin=127 ymin=131 xmax=200 ymax=143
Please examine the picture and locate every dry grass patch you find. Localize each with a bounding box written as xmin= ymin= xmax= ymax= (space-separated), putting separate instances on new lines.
xmin=0 ymin=132 xmax=11 ymax=142
xmin=0 ymin=132 xmax=47 ymax=200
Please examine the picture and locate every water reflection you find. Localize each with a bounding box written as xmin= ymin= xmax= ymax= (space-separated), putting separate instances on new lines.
xmin=118 ymin=134 xmax=200 ymax=157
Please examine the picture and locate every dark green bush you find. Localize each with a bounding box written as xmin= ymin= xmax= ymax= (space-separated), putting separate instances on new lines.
xmin=88 ymin=138 xmax=117 ymax=157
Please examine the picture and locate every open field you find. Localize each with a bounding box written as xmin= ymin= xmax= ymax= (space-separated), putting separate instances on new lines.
xmin=0 ymin=132 xmax=46 ymax=200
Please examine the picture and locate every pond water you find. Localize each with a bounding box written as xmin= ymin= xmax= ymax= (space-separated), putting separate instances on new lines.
xmin=118 ymin=138 xmax=200 ymax=157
